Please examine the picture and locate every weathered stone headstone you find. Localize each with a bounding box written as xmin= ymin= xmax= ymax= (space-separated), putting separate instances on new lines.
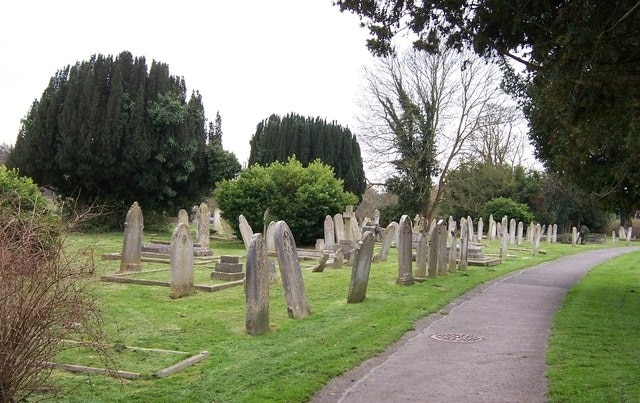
xmin=533 ymin=223 xmax=542 ymax=255
xmin=437 ymin=224 xmax=448 ymax=276
xmin=500 ymin=221 xmax=509 ymax=261
xmin=488 ymin=215 xmax=495 ymax=241
xmin=466 ymin=216 xmax=474 ymax=242
xmin=412 ymin=214 xmax=422 ymax=233
xmin=447 ymin=226 xmax=457 ymax=273
xmin=428 ymin=224 xmax=440 ymax=278
xmin=351 ymin=215 xmax=362 ymax=240
xmin=324 ymin=215 xmax=335 ymax=250
xmin=265 ymin=221 xmax=276 ymax=253
xmin=619 ymin=226 xmax=627 ymax=241
xmin=334 ymin=213 xmax=345 ymax=242
xmin=120 ymin=202 xmax=144 ymax=272
xmin=245 ymin=233 xmax=269 ymax=335
xmin=477 ymin=218 xmax=484 ymax=242
xmin=377 ymin=222 xmax=397 ymax=262
xmin=170 ymin=223 xmax=195 ymax=299
xmin=211 ymin=255 xmax=244 ymax=281
xmin=509 ymin=219 xmax=516 ymax=245
xmin=347 ymin=231 xmax=375 ymax=303
xmin=178 ymin=209 xmax=189 ymax=226
xmin=396 ymin=215 xmax=415 ymax=285
xmin=572 ymin=227 xmax=578 ymax=246
xmin=343 ymin=206 xmax=355 ymax=240
xmin=612 ymin=230 xmax=617 ymax=244
xmin=546 ymin=224 xmax=553 ymax=244
xmin=315 ymin=239 xmax=325 ymax=251
xmin=517 ymin=221 xmax=524 ymax=245
xmin=373 ymin=209 xmax=381 ymax=225
xmin=626 ymin=227 xmax=633 ymax=246
xmin=274 ymin=221 xmax=311 ymax=319
xmin=196 ymin=203 xmax=210 ymax=249
xmin=459 ymin=217 xmax=468 ymax=271
xmin=238 ymin=214 xmax=254 ymax=250
xmin=552 ymin=224 xmax=558 ymax=243
xmin=415 ymin=232 xmax=429 ymax=280
xmin=527 ymin=222 xmax=534 ymax=243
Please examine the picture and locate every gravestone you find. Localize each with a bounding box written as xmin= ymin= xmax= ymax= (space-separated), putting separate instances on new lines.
xmin=412 ymin=214 xmax=422 ymax=233
xmin=415 ymin=232 xmax=429 ymax=280
xmin=350 ymin=214 xmax=361 ymax=240
xmin=626 ymin=227 xmax=633 ymax=246
xmin=246 ymin=233 xmax=270 ymax=335
xmin=396 ymin=215 xmax=415 ymax=285
xmin=552 ymin=224 xmax=558 ymax=243
xmin=527 ymin=222 xmax=534 ymax=243
xmin=196 ymin=203 xmax=210 ymax=249
xmin=324 ymin=215 xmax=336 ymax=250
xmin=377 ymin=222 xmax=397 ymax=262
xmin=274 ymin=221 xmax=311 ymax=319
xmin=477 ymin=218 xmax=484 ymax=242
xmin=517 ymin=221 xmax=524 ymax=245
xmin=546 ymin=224 xmax=553 ymax=244
xmin=572 ymin=227 xmax=578 ymax=246
xmin=266 ymin=221 xmax=276 ymax=253
xmin=500 ymin=222 xmax=509 ymax=261
xmin=467 ymin=216 xmax=474 ymax=242
xmin=488 ymin=215 xmax=495 ymax=241
xmin=334 ymin=213 xmax=345 ymax=242
xmin=373 ymin=209 xmax=380 ymax=225
xmin=120 ymin=202 xmax=144 ymax=272
xmin=315 ymin=239 xmax=325 ymax=251
xmin=619 ymin=226 xmax=626 ymax=241
xmin=509 ymin=219 xmax=516 ymax=245
xmin=428 ymin=223 xmax=440 ymax=278
xmin=211 ymin=255 xmax=244 ymax=281
xmin=447 ymin=226 xmax=457 ymax=273
xmin=533 ymin=223 xmax=542 ymax=255
xmin=459 ymin=217 xmax=469 ymax=271
xmin=170 ymin=223 xmax=195 ymax=299
xmin=238 ymin=214 xmax=254 ymax=250
xmin=437 ymin=224 xmax=448 ymax=276
xmin=343 ymin=206 xmax=355 ymax=241
xmin=347 ymin=231 xmax=375 ymax=303
xmin=178 ymin=209 xmax=189 ymax=226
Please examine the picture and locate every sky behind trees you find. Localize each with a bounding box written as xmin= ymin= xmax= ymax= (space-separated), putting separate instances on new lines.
xmin=0 ymin=1 xmax=374 ymax=165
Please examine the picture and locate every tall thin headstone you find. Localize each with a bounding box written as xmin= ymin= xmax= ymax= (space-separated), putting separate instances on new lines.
xmin=477 ymin=218 xmax=484 ymax=242
xmin=509 ymin=219 xmax=516 ymax=245
xmin=373 ymin=209 xmax=381 ymax=225
xmin=533 ymin=223 xmax=542 ymax=255
xmin=170 ymin=223 xmax=195 ymax=299
xmin=347 ymin=231 xmax=375 ymax=303
xmin=120 ymin=202 xmax=143 ymax=272
xmin=626 ymin=227 xmax=633 ymax=246
xmin=196 ymin=203 xmax=210 ymax=249
xmin=467 ymin=216 xmax=474 ymax=242
xmin=552 ymin=224 xmax=558 ymax=243
xmin=437 ymin=224 xmax=448 ymax=276
xmin=396 ymin=215 xmax=415 ymax=285
xmin=415 ymin=232 xmax=429 ymax=280
xmin=274 ymin=221 xmax=311 ymax=319
xmin=246 ymin=233 xmax=270 ymax=335
xmin=500 ymin=217 xmax=509 ymax=261
xmin=334 ymin=213 xmax=345 ymax=242
xmin=546 ymin=224 xmax=553 ymax=244
xmin=265 ymin=221 xmax=276 ymax=253
xmin=324 ymin=215 xmax=336 ymax=251
xmin=572 ymin=227 xmax=578 ymax=246
xmin=527 ymin=223 xmax=534 ymax=243
xmin=343 ymin=206 xmax=354 ymax=240
xmin=428 ymin=223 xmax=440 ymax=278
xmin=488 ymin=215 xmax=495 ymax=241
xmin=459 ymin=217 xmax=468 ymax=271
xmin=351 ymin=215 xmax=362 ymax=240
xmin=612 ymin=230 xmax=617 ymax=244
xmin=517 ymin=221 xmax=524 ymax=245
xmin=447 ymin=225 xmax=457 ymax=273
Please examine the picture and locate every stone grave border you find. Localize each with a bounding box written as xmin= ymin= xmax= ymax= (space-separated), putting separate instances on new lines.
xmin=46 ymin=340 xmax=208 ymax=379
xmin=100 ymin=268 xmax=244 ymax=293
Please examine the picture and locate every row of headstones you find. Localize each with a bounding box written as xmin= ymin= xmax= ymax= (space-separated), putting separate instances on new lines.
xmin=120 ymin=202 xmax=211 ymax=272
xmin=612 ymin=226 xmax=634 ymax=245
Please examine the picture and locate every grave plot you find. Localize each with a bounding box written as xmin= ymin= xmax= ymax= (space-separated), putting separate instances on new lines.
xmin=48 ymin=341 xmax=208 ymax=379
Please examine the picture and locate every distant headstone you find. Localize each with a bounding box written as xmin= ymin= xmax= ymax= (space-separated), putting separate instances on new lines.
xmin=415 ymin=232 xmax=429 ymax=280
xmin=211 ymin=255 xmax=244 ymax=281
xmin=178 ymin=209 xmax=189 ymax=226
xmin=120 ymin=202 xmax=143 ymax=272
xmin=527 ymin=223 xmax=534 ymax=243
xmin=196 ymin=203 xmax=210 ymax=249
xmin=509 ymin=219 xmax=516 ymax=245
xmin=351 ymin=215 xmax=362 ymax=240
xmin=334 ymin=213 xmax=345 ymax=242
xmin=488 ymin=215 xmax=495 ymax=241
xmin=612 ymin=230 xmax=617 ymax=244
xmin=265 ymin=221 xmax=276 ymax=253
xmin=238 ymin=214 xmax=254 ymax=250
xmin=477 ymin=218 xmax=484 ymax=242
xmin=626 ymin=227 xmax=633 ymax=246
xmin=170 ymin=223 xmax=195 ymax=299
xmin=274 ymin=221 xmax=311 ymax=319
xmin=447 ymin=226 xmax=457 ymax=273
xmin=373 ymin=209 xmax=380 ymax=225
xmin=428 ymin=224 xmax=440 ymax=278
xmin=377 ymin=222 xmax=397 ymax=262
xmin=347 ymin=231 xmax=375 ymax=303
xmin=343 ymin=206 xmax=355 ymax=240
xmin=396 ymin=215 xmax=415 ymax=285
xmin=437 ymin=224 xmax=448 ymax=276
xmin=246 ymin=233 xmax=270 ymax=336
xmin=552 ymin=224 xmax=558 ymax=243
xmin=500 ymin=222 xmax=509 ymax=261
xmin=572 ymin=227 xmax=578 ymax=246
xmin=459 ymin=217 xmax=469 ymax=271
xmin=324 ymin=215 xmax=336 ymax=250
xmin=533 ymin=223 xmax=542 ymax=255
xmin=467 ymin=216 xmax=474 ymax=242
xmin=517 ymin=221 xmax=524 ymax=245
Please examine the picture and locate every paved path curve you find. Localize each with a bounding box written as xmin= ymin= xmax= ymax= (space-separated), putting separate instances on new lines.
xmin=311 ymin=247 xmax=640 ymax=403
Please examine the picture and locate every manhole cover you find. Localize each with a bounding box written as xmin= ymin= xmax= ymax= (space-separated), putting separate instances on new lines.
xmin=430 ymin=333 xmax=483 ymax=343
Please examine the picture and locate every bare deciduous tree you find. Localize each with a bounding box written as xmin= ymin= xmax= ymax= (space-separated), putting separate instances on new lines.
xmin=358 ymin=47 xmax=524 ymax=220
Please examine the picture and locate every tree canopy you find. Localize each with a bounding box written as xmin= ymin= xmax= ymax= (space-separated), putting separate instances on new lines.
xmin=336 ymin=0 xmax=640 ymax=223
xmin=6 ymin=51 xmax=240 ymax=220
xmin=248 ymin=113 xmax=366 ymax=198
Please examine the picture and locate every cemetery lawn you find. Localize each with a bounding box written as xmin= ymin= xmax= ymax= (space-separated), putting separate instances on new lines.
xmin=43 ymin=231 xmax=618 ymax=402
xmin=546 ymin=251 xmax=640 ymax=402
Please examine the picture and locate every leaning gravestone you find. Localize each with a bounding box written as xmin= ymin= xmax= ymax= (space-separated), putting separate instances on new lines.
xmin=238 ymin=214 xmax=254 ymax=250
xmin=334 ymin=213 xmax=345 ymax=243
xmin=447 ymin=225 xmax=457 ymax=274
xmin=377 ymin=222 xmax=397 ymax=262
xmin=246 ymin=233 xmax=270 ymax=335
xmin=351 ymin=215 xmax=362 ymax=240
xmin=488 ymin=215 xmax=495 ymax=241
xmin=324 ymin=215 xmax=336 ymax=251
xmin=196 ymin=203 xmax=210 ymax=249
xmin=396 ymin=215 xmax=415 ymax=285
xmin=120 ymin=202 xmax=143 ymax=272
xmin=459 ymin=217 xmax=469 ymax=271
xmin=274 ymin=221 xmax=311 ymax=319
xmin=347 ymin=231 xmax=375 ymax=303
xmin=170 ymin=223 xmax=195 ymax=299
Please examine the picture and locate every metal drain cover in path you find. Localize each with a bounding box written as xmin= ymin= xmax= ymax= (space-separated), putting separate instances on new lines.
xmin=431 ymin=333 xmax=483 ymax=343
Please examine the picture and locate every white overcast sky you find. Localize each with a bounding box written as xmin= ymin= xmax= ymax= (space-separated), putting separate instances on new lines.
xmin=0 ymin=0 xmax=375 ymax=165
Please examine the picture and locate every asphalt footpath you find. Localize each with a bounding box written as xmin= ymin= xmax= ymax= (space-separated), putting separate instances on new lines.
xmin=311 ymin=246 xmax=640 ymax=403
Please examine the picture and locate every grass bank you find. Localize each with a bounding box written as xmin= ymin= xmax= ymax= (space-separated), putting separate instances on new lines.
xmin=547 ymin=250 xmax=640 ymax=402
xmin=44 ymin=231 xmax=614 ymax=402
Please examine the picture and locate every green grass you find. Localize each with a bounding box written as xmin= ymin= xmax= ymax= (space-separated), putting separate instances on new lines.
xmin=40 ymin=232 xmax=618 ymax=402
xmin=546 ymin=251 xmax=640 ymax=402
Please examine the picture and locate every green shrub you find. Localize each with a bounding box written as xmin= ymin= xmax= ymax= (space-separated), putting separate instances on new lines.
xmin=215 ymin=157 xmax=358 ymax=245
xmin=480 ymin=196 xmax=534 ymax=224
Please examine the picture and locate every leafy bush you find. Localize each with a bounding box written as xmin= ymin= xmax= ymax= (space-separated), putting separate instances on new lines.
xmin=215 ymin=157 xmax=358 ymax=245
xmin=480 ymin=197 xmax=534 ymax=224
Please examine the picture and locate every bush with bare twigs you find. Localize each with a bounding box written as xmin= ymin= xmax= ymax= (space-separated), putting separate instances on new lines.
xmin=0 ymin=167 xmax=106 ymax=402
